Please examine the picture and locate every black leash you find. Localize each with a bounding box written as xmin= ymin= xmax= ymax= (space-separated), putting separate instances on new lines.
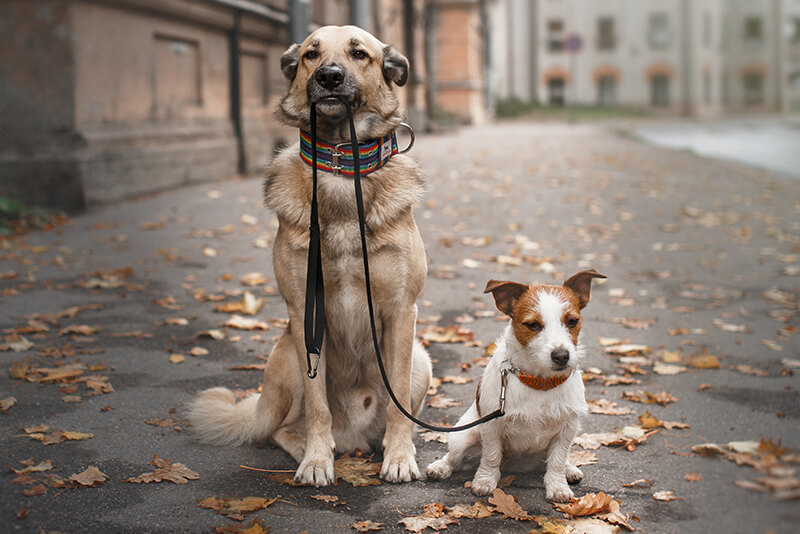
xmin=303 ymin=96 xmax=505 ymax=432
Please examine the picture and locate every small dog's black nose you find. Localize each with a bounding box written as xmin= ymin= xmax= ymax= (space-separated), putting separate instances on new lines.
xmin=315 ymin=65 xmax=344 ymax=90
xmin=551 ymin=348 xmax=570 ymax=367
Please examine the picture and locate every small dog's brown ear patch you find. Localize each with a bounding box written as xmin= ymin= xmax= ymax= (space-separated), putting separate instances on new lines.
xmin=563 ymin=269 xmax=606 ymax=309
xmin=484 ymin=280 xmax=529 ymax=316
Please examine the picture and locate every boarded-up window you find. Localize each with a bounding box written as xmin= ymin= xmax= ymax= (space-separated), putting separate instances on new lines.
xmin=154 ymin=34 xmax=201 ymax=109
xmin=241 ymin=51 xmax=267 ymax=107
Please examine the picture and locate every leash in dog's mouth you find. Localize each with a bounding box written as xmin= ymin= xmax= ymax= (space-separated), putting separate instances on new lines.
xmin=302 ymin=95 xmax=505 ymax=433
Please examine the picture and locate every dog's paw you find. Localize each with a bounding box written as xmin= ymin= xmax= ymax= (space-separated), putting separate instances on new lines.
xmin=426 ymin=458 xmax=453 ymax=481
xmin=295 ymin=452 xmax=334 ymax=487
xmin=470 ymin=475 xmax=498 ymax=496
xmin=381 ymin=447 xmax=420 ymax=483
xmin=566 ymin=464 xmax=583 ymax=484
xmin=545 ymin=472 xmax=574 ymax=502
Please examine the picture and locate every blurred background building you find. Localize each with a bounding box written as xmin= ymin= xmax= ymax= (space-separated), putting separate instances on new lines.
xmin=1 ymin=0 xmax=798 ymax=212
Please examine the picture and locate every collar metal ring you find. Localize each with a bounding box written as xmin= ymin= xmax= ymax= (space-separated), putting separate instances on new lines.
xmin=397 ymin=122 xmax=415 ymax=154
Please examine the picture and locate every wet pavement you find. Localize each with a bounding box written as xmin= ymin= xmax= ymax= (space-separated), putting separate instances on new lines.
xmin=1 ymin=120 xmax=799 ymax=533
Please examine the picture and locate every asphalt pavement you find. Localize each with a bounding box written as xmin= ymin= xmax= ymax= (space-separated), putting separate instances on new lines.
xmin=1 ymin=120 xmax=799 ymax=533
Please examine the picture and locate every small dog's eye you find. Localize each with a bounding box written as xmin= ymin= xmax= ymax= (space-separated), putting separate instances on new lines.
xmin=525 ymin=322 xmax=542 ymax=332
xmin=304 ymin=50 xmax=319 ymax=60
xmin=566 ymin=318 xmax=579 ymax=328
xmin=351 ymin=49 xmax=368 ymax=60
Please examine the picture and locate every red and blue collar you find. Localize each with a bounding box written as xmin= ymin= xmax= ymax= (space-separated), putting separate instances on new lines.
xmin=299 ymin=130 xmax=398 ymax=177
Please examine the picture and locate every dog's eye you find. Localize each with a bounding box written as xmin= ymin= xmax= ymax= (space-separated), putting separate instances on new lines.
xmin=304 ymin=50 xmax=319 ymax=60
xmin=350 ymin=49 xmax=368 ymax=60
xmin=524 ymin=322 xmax=542 ymax=332
xmin=566 ymin=318 xmax=580 ymax=329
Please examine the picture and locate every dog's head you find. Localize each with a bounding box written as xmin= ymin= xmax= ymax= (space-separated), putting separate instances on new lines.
xmin=484 ymin=270 xmax=606 ymax=375
xmin=277 ymin=25 xmax=409 ymax=141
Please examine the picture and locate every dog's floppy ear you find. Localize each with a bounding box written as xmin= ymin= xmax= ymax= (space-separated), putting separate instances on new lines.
xmin=281 ymin=43 xmax=300 ymax=81
xmin=484 ymin=280 xmax=529 ymax=316
xmin=563 ymin=269 xmax=606 ymax=309
xmin=382 ymin=45 xmax=409 ymax=86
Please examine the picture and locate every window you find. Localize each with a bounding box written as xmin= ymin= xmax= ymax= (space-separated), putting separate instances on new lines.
xmin=744 ymin=17 xmax=762 ymax=41
xmin=648 ymin=13 xmax=669 ymax=49
xmin=743 ymin=74 xmax=763 ymax=105
xmin=597 ymin=76 xmax=616 ymax=107
xmin=154 ymin=34 xmax=201 ymax=111
xmin=548 ymin=20 xmax=564 ymax=52
xmin=548 ymin=78 xmax=566 ymax=106
xmin=597 ymin=17 xmax=615 ymax=51
xmin=651 ymin=75 xmax=669 ymax=107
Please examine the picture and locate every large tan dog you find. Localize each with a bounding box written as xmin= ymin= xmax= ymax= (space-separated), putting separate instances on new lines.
xmin=188 ymin=26 xmax=432 ymax=487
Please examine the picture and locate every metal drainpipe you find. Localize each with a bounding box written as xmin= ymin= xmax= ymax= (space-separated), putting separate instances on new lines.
xmin=229 ymin=10 xmax=246 ymax=174
xmin=424 ymin=0 xmax=437 ymax=125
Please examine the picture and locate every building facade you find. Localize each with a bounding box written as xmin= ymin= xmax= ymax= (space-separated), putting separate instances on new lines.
xmin=489 ymin=0 xmax=800 ymax=115
xmin=0 ymin=0 xmax=433 ymax=211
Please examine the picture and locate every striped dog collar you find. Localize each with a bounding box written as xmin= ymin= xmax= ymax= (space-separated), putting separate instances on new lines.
xmin=299 ymin=129 xmax=398 ymax=177
xmin=505 ymin=362 xmax=572 ymax=391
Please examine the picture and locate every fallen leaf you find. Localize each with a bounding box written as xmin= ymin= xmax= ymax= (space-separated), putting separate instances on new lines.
xmin=126 ymin=454 xmax=199 ymax=484
xmin=398 ymin=514 xmax=459 ymax=533
xmin=596 ymin=499 xmax=634 ymax=531
xmin=199 ymin=495 xmax=276 ymax=520
xmin=215 ymin=292 xmax=264 ymax=316
xmin=685 ymin=472 xmax=703 ymax=482
xmin=688 ymin=351 xmax=720 ymax=369
xmin=59 ymin=325 xmax=101 ymax=336
xmin=1 ymin=396 xmax=17 ymax=413
xmin=310 ymin=494 xmax=338 ymax=503
xmin=214 ymin=518 xmax=270 ymax=534
xmin=23 ymin=484 xmax=47 ymax=496
xmin=22 ymin=426 xmax=94 ymax=445
xmin=352 ymin=520 xmax=384 ymax=532
xmin=190 ymin=347 xmax=209 ymax=357
xmin=446 ymin=501 xmax=493 ymax=519
xmin=223 ymin=315 xmax=269 ymax=331
xmin=418 ymin=430 xmax=449 ymax=444
xmin=420 ymin=325 xmax=475 ymax=344
xmin=730 ymin=365 xmax=768 ymax=376
xmin=240 ymin=272 xmax=269 ymax=286
xmin=488 ymin=488 xmax=531 ymax=520
xmin=568 ymin=449 xmax=599 ymax=467
xmin=439 ymin=375 xmax=474 ymax=385
xmin=169 ymin=354 xmax=185 ymax=364
xmin=603 ymin=344 xmax=652 ymax=357
xmin=334 ymin=454 xmax=382 ymax=487
xmin=587 ymin=398 xmax=635 ymax=415
xmin=761 ymin=340 xmax=783 ymax=352
xmin=69 ymin=466 xmax=108 ymax=487
xmin=652 ymin=362 xmax=687 ymax=375
xmin=638 ymin=411 xmax=690 ymax=430
xmin=621 ymin=478 xmax=652 ymax=488
xmin=427 ymin=394 xmax=463 ymax=409
xmin=622 ymin=390 xmax=678 ymax=406
xmin=198 ymin=329 xmax=226 ymax=340
xmin=652 ymin=490 xmax=681 ymax=502
xmin=1 ymin=334 xmax=34 ymax=352
xmin=713 ymin=319 xmax=748 ymax=333
xmin=613 ymin=318 xmax=656 ymax=330
xmin=553 ymin=492 xmax=614 ymax=516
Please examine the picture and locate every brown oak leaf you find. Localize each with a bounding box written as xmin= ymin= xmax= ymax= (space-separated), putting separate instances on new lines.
xmin=69 ymin=466 xmax=108 ymax=487
xmin=126 ymin=455 xmax=199 ymax=484
xmin=487 ymin=488 xmax=532 ymax=521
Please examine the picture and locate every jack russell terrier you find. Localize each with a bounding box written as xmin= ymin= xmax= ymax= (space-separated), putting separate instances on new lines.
xmin=426 ymin=270 xmax=606 ymax=502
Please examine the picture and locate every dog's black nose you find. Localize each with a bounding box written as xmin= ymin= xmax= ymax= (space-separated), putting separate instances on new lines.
xmin=315 ymin=65 xmax=344 ymax=90
xmin=551 ymin=348 xmax=570 ymax=367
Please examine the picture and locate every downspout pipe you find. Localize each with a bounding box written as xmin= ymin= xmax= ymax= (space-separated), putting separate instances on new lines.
xmin=229 ymin=10 xmax=246 ymax=174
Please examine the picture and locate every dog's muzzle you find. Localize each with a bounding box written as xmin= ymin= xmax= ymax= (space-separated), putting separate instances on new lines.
xmin=307 ymin=65 xmax=357 ymax=114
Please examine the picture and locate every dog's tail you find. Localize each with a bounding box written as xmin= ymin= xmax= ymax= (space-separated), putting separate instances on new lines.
xmin=187 ymin=387 xmax=275 ymax=446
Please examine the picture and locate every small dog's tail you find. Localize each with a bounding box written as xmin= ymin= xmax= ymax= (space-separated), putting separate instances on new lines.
xmin=187 ymin=387 xmax=274 ymax=446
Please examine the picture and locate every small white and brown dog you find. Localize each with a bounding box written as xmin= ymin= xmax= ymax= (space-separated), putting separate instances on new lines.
xmin=426 ymin=270 xmax=605 ymax=502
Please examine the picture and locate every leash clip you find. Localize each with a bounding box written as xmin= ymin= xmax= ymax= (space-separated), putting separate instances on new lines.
xmin=331 ymin=143 xmax=349 ymax=175
xmin=499 ymin=368 xmax=508 ymax=415
xmin=307 ymin=352 xmax=321 ymax=379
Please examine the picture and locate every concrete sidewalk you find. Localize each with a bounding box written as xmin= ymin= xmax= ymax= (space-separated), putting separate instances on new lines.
xmin=1 ymin=121 xmax=799 ymax=533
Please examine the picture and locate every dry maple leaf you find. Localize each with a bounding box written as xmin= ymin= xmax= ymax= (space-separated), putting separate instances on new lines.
xmin=214 ymin=517 xmax=269 ymax=534
xmin=352 ymin=520 xmax=384 ymax=532
xmin=223 ymin=315 xmax=269 ymax=331
xmin=199 ymin=495 xmax=277 ymax=520
xmin=568 ymin=449 xmax=598 ymax=467
xmin=12 ymin=460 xmax=54 ymax=475
xmin=488 ymin=488 xmax=532 ymax=521
xmin=126 ymin=454 xmax=199 ymax=484
xmin=69 ymin=466 xmax=108 ymax=487
xmin=553 ymin=492 xmax=614 ymax=516
xmin=652 ymin=490 xmax=681 ymax=502
xmin=334 ymin=454 xmax=382 ymax=487
xmin=621 ymin=478 xmax=652 ymax=488
xmin=574 ymin=432 xmax=626 ymax=450
xmin=596 ymin=499 xmax=634 ymax=531
xmin=684 ymin=472 xmax=703 ymax=482
xmin=638 ymin=411 xmax=690 ymax=430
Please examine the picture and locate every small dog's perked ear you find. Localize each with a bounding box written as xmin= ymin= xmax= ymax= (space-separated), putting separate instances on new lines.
xmin=484 ymin=280 xmax=529 ymax=316
xmin=563 ymin=269 xmax=607 ymax=309
xmin=382 ymin=45 xmax=409 ymax=86
xmin=281 ymin=43 xmax=300 ymax=81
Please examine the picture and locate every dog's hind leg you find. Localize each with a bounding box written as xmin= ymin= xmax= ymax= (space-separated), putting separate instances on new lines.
xmin=425 ymin=404 xmax=480 ymax=480
xmin=271 ymin=425 xmax=306 ymax=463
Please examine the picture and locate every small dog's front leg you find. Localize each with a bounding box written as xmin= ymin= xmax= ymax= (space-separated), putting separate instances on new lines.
xmin=544 ymin=421 xmax=580 ymax=502
xmin=288 ymin=317 xmax=335 ymax=487
xmin=381 ymin=309 xmax=420 ymax=483
xmin=471 ymin=423 xmax=503 ymax=496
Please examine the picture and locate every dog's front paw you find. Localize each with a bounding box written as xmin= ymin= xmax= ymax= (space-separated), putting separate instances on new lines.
xmin=545 ymin=472 xmax=574 ymax=502
xmin=295 ymin=451 xmax=335 ymax=487
xmin=381 ymin=445 xmax=420 ymax=483
xmin=566 ymin=464 xmax=583 ymax=484
xmin=426 ymin=458 xmax=453 ymax=480
xmin=470 ymin=475 xmax=498 ymax=496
